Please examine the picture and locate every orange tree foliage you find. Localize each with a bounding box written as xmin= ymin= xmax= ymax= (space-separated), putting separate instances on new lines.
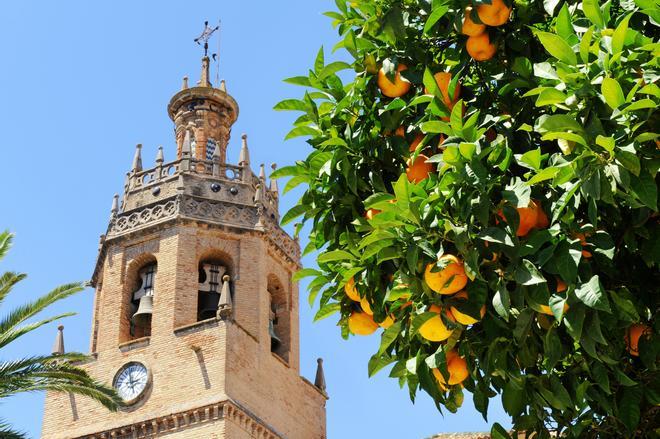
xmin=273 ymin=0 xmax=659 ymax=436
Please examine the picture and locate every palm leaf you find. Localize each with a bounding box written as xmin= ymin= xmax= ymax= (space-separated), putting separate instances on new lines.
xmin=0 ymin=312 xmax=75 ymax=349
xmin=0 ymin=231 xmax=12 ymax=262
xmin=0 ymin=282 xmax=83 ymax=336
xmin=0 ymin=420 xmax=25 ymax=439
xmin=0 ymin=272 xmax=27 ymax=307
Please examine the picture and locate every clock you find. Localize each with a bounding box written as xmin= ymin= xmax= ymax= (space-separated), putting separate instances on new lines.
xmin=113 ymin=362 xmax=151 ymax=405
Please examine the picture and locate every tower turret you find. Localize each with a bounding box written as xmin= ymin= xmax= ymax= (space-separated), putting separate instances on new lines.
xmin=168 ymin=57 xmax=239 ymax=163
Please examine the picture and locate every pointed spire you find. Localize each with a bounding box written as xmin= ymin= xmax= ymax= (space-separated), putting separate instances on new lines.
xmin=269 ymin=163 xmax=279 ymax=195
xmin=52 ymin=325 xmax=65 ymax=355
xmin=198 ymin=56 xmax=211 ymax=87
xmin=155 ymin=146 xmax=164 ymax=164
xmin=212 ymin=144 xmax=221 ymax=177
xmin=181 ymin=131 xmax=192 ymax=156
xmin=238 ymin=134 xmax=250 ymax=167
xmin=218 ymin=275 xmax=232 ymax=318
xmin=182 ymin=76 xmax=189 ymax=90
xmin=314 ymin=358 xmax=326 ymax=392
xmin=131 ymin=144 xmax=143 ymax=173
xmin=110 ymin=194 xmax=119 ymax=217
xmin=220 ymin=80 xmax=227 ymax=92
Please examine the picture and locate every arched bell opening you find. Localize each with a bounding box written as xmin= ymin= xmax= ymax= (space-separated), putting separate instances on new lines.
xmin=121 ymin=255 xmax=157 ymax=343
xmin=197 ymin=251 xmax=233 ymax=321
xmin=267 ymin=274 xmax=289 ymax=362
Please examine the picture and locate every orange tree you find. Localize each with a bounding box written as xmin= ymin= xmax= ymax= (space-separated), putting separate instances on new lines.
xmin=273 ymin=0 xmax=659 ymax=436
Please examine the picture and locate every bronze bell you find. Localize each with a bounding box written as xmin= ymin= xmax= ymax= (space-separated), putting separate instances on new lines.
xmin=197 ymin=291 xmax=220 ymax=321
xmin=132 ymin=294 xmax=153 ymax=328
xmin=269 ymin=320 xmax=282 ymax=352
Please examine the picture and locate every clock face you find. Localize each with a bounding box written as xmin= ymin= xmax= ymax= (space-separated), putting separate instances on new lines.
xmin=113 ymin=362 xmax=150 ymax=404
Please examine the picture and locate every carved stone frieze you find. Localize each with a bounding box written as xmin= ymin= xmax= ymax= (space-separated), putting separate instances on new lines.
xmin=104 ymin=195 xmax=299 ymax=266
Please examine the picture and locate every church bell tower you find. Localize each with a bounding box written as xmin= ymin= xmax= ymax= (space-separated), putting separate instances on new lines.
xmin=41 ymin=38 xmax=327 ymax=438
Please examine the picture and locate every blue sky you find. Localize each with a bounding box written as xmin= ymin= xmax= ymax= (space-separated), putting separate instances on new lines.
xmin=0 ymin=1 xmax=509 ymax=437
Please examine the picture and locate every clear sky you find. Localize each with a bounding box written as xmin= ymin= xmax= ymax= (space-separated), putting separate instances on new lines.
xmin=0 ymin=1 xmax=509 ymax=437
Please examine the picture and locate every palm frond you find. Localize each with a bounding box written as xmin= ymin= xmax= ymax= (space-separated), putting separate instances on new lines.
xmin=0 ymin=231 xmax=12 ymax=262
xmin=0 ymin=419 xmax=25 ymax=439
xmin=0 ymin=282 xmax=83 ymax=336
xmin=0 ymin=312 xmax=75 ymax=349
xmin=0 ymin=272 xmax=27 ymax=307
xmin=0 ymin=353 xmax=88 ymax=376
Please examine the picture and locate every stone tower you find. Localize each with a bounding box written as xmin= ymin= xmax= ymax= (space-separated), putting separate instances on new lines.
xmin=41 ymin=57 xmax=328 ymax=439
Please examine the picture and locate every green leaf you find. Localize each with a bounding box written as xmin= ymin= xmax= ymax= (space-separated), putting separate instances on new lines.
xmin=317 ymin=249 xmax=355 ymax=263
xmin=502 ymin=379 xmax=525 ymax=415
xmin=536 ymin=88 xmax=568 ymax=106
xmin=612 ymin=13 xmax=632 ymax=54
xmin=273 ymin=99 xmax=308 ymax=111
xmin=601 ymin=77 xmax=626 ymax=109
xmin=622 ymin=98 xmax=657 ymax=113
xmin=630 ymin=171 xmax=658 ymax=210
xmin=575 ymin=275 xmax=610 ymax=312
xmin=293 ymin=268 xmax=321 ymax=282
xmin=378 ymin=321 xmax=402 ymax=355
xmin=533 ymin=30 xmax=577 ymax=65
xmin=424 ymin=4 xmax=449 ymax=34
xmin=285 ymin=126 xmax=320 ymax=140
xmin=450 ymin=99 xmax=464 ymax=135
xmin=314 ymin=302 xmax=340 ymax=321
xmin=314 ymin=46 xmax=325 ymax=74
xmin=515 ymin=259 xmax=547 ymax=285
xmin=318 ymin=61 xmax=352 ymax=80
xmin=490 ymin=423 xmax=512 ymax=439
xmin=481 ymin=228 xmax=515 ymax=247
xmin=556 ymin=4 xmax=575 ymax=41
xmin=492 ymin=282 xmax=511 ymax=320
xmin=582 ymin=0 xmax=605 ymax=28
xmin=527 ymin=167 xmax=560 ymax=185
xmin=281 ymin=204 xmax=308 ymax=225
xmin=368 ymin=353 xmax=396 ymax=377
xmin=580 ymin=27 xmax=595 ymax=63
xmin=519 ymin=148 xmax=542 ymax=170
xmin=619 ymin=386 xmax=643 ymax=432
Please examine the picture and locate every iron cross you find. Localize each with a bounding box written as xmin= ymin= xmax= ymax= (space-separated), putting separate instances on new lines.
xmin=194 ymin=21 xmax=220 ymax=57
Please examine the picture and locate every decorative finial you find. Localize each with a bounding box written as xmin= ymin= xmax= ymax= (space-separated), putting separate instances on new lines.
xmin=220 ymin=80 xmax=226 ymax=92
xmin=156 ymin=146 xmax=164 ymax=164
xmin=270 ymin=163 xmax=279 ymax=195
xmin=259 ymin=163 xmax=266 ymax=181
xmin=131 ymin=144 xmax=143 ymax=173
xmin=110 ymin=194 xmax=119 ymax=217
xmin=218 ymin=274 xmax=232 ymax=318
xmin=182 ymin=76 xmax=189 ymax=90
xmin=238 ymin=134 xmax=250 ymax=167
xmin=52 ymin=325 xmax=65 ymax=355
xmin=254 ymin=183 xmax=264 ymax=204
xmin=181 ymin=131 xmax=192 ymax=156
xmin=314 ymin=358 xmax=326 ymax=392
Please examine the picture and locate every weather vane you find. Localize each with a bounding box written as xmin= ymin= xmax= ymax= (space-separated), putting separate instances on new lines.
xmin=194 ymin=20 xmax=220 ymax=58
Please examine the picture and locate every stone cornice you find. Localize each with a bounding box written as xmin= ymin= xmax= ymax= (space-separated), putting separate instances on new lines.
xmin=91 ymin=194 xmax=299 ymax=286
xmin=74 ymin=399 xmax=281 ymax=439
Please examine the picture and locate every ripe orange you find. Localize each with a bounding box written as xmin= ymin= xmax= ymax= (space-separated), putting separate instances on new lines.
xmin=379 ymin=314 xmax=395 ymax=329
xmin=466 ymin=33 xmax=498 ymax=61
xmin=406 ymin=154 xmax=434 ymax=183
xmin=433 ymin=350 xmax=469 ymax=387
xmin=556 ymin=278 xmax=567 ymax=293
xmin=365 ymin=208 xmax=381 ymax=220
xmin=348 ymin=311 xmax=379 ymax=335
xmin=575 ymin=232 xmax=592 ymax=258
xmin=539 ymin=303 xmax=569 ymax=316
xmin=462 ymin=6 xmax=486 ymax=36
xmin=535 ymin=200 xmax=550 ymax=229
xmin=409 ymin=133 xmax=424 ymax=152
xmin=476 ymin=0 xmax=512 ymax=26
xmin=449 ymin=290 xmax=486 ymax=325
xmin=419 ymin=305 xmax=455 ymax=341
xmin=360 ymin=296 xmax=373 ymax=315
xmin=424 ymin=255 xmax=468 ymax=295
xmin=625 ymin=323 xmax=650 ymax=356
xmin=344 ymin=277 xmax=360 ymax=302
xmin=425 ymin=72 xmax=461 ymax=109
xmin=497 ymin=201 xmax=540 ymax=237
xmin=377 ymin=64 xmax=411 ymax=98
xmin=394 ymin=126 xmax=406 ymax=137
